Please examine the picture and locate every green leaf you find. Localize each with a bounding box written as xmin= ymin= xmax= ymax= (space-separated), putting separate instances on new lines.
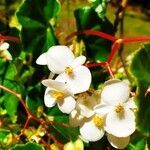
xmin=88 ymin=0 xmax=109 ymax=19
xmin=47 ymin=106 xmax=79 ymax=142
xmin=130 ymin=43 xmax=150 ymax=137
xmin=74 ymin=6 xmax=114 ymax=62
xmin=26 ymin=84 xmax=43 ymax=116
xmin=3 ymin=93 xmax=19 ymax=123
xmin=17 ymin=0 xmax=60 ymax=60
xmin=125 ymin=132 xmax=147 ymax=150
xmin=0 ymin=60 xmax=24 ymax=123
xmin=0 ymin=129 xmax=10 ymax=142
xmin=10 ymin=142 xmax=45 ymax=150
xmin=0 ymin=129 xmax=12 ymax=146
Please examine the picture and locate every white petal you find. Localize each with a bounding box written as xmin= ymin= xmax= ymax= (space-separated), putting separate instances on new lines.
xmin=46 ymin=46 xmax=74 ymax=74
xmin=69 ymin=109 xmax=86 ymax=127
xmin=71 ymin=56 xmax=86 ymax=68
xmin=77 ymin=93 xmax=98 ymax=118
xmin=125 ymin=97 xmax=137 ymax=109
xmin=80 ymin=120 xmax=105 ymax=142
xmin=104 ymin=79 xmax=121 ymax=86
xmin=105 ymin=109 xmax=136 ymax=137
xmin=107 ymin=134 xmax=130 ymax=149
xmin=101 ymin=79 xmax=130 ymax=105
xmin=78 ymin=104 xmax=94 ymax=118
xmin=56 ymin=66 xmax=91 ymax=94
xmin=44 ymin=88 xmax=56 ymax=107
xmin=42 ymin=79 xmax=73 ymax=96
xmin=0 ymin=42 xmax=9 ymax=50
xmin=57 ymin=96 xmax=76 ymax=114
xmin=94 ymin=103 xmax=112 ymax=116
xmin=4 ymin=50 xmax=12 ymax=60
xmin=36 ymin=52 xmax=47 ymax=65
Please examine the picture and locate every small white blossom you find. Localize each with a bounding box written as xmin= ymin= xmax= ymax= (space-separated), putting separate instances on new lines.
xmin=36 ymin=45 xmax=91 ymax=94
xmin=42 ymin=79 xmax=76 ymax=114
xmin=69 ymin=90 xmax=104 ymax=142
xmin=95 ymin=79 xmax=137 ymax=137
xmin=76 ymin=90 xmax=100 ymax=118
xmin=0 ymin=42 xmax=12 ymax=60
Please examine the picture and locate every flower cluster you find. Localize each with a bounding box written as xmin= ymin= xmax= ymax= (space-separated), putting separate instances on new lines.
xmin=36 ymin=45 xmax=137 ymax=149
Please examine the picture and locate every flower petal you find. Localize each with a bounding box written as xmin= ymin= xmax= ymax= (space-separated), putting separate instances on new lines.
xmin=46 ymin=46 xmax=74 ymax=74
xmin=69 ymin=109 xmax=86 ymax=127
xmin=4 ymin=50 xmax=12 ymax=60
xmin=0 ymin=42 xmax=9 ymax=50
xmin=125 ymin=97 xmax=137 ymax=109
xmin=107 ymin=134 xmax=130 ymax=149
xmin=44 ymin=88 xmax=56 ymax=107
xmin=94 ymin=103 xmax=112 ymax=116
xmin=57 ymin=96 xmax=76 ymax=114
xmin=71 ymin=56 xmax=86 ymax=68
xmin=36 ymin=52 xmax=47 ymax=65
xmin=80 ymin=120 xmax=105 ymax=142
xmin=105 ymin=109 xmax=136 ymax=137
xmin=76 ymin=92 xmax=99 ymax=118
xmin=101 ymin=79 xmax=130 ymax=105
xmin=42 ymin=79 xmax=73 ymax=96
xmin=56 ymin=66 xmax=91 ymax=94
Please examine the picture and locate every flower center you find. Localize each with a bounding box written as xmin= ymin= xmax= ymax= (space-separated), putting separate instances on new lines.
xmin=92 ymin=116 xmax=103 ymax=127
xmin=65 ymin=66 xmax=73 ymax=75
xmin=115 ymin=104 xmax=124 ymax=113
xmin=52 ymin=91 xmax=64 ymax=101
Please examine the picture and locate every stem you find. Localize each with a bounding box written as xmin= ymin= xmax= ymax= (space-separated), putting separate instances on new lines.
xmin=0 ymin=84 xmax=30 ymax=115
xmin=0 ymin=35 xmax=20 ymax=43
xmin=66 ymin=30 xmax=117 ymax=42
xmin=0 ymin=84 xmax=66 ymax=148
xmin=40 ymin=139 xmax=51 ymax=150
xmin=107 ymin=42 xmax=120 ymax=63
xmin=85 ymin=62 xmax=115 ymax=79
xmin=44 ymin=127 xmax=64 ymax=150
xmin=106 ymin=62 xmax=115 ymax=79
xmin=122 ymin=37 xmax=150 ymax=43
xmin=85 ymin=62 xmax=107 ymax=68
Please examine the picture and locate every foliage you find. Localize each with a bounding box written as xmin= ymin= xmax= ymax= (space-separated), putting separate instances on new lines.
xmin=0 ymin=0 xmax=150 ymax=149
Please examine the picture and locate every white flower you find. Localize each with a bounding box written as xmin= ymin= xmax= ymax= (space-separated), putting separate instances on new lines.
xmin=0 ymin=42 xmax=12 ymax=60
xmin=107 ymin=133 xmax=130 ymax=149
xmin=79 ymin=115 xmax=105 ymax=142
xmin=76 ymin=90 xmax=100 ymax=118
xmin=36 ymin=45 xmax=91 ymax=94
xmin=95 ymin=79 xmax=137 ymax=137
xmin=42 ymin=79 xmax=76 ymax=114
xmin=70 ymin=110 xmax=105 ymax=142
xmin=69 ymin=90 xmax=104 ymax=142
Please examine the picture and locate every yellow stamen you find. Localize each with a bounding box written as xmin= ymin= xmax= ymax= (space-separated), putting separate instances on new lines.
xmin=115 ymin=104 xmax=124 ymax=113
xmin=52 ymin=91 xmax=64 ymax=101
xmin=92 ymin=116 xmax=103 ymax=127
xmin=65 ymin=67 xmax=73 ymax=75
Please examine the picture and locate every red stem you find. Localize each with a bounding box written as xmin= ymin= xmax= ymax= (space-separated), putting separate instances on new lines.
xmin=0 ymin=35 xmax=20 ymax=43
xmin=85 ymin=62 xmax=107 ymax=68
xmin=122 ymin=37 xmax=150 ymax=43
xmin=107 ymin=42 xmax=120 ymax=63
xmin=106 ymin=62 xmax=114 ymax=79
xmin=66 ymin=30 xmax=117 ymax=42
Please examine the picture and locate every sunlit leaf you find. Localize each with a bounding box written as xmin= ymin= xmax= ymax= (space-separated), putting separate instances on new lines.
xmin=10 ymin=142 xmax=45 ymax=150
xmin=130 ymin=43 xmax=150 ymax=137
